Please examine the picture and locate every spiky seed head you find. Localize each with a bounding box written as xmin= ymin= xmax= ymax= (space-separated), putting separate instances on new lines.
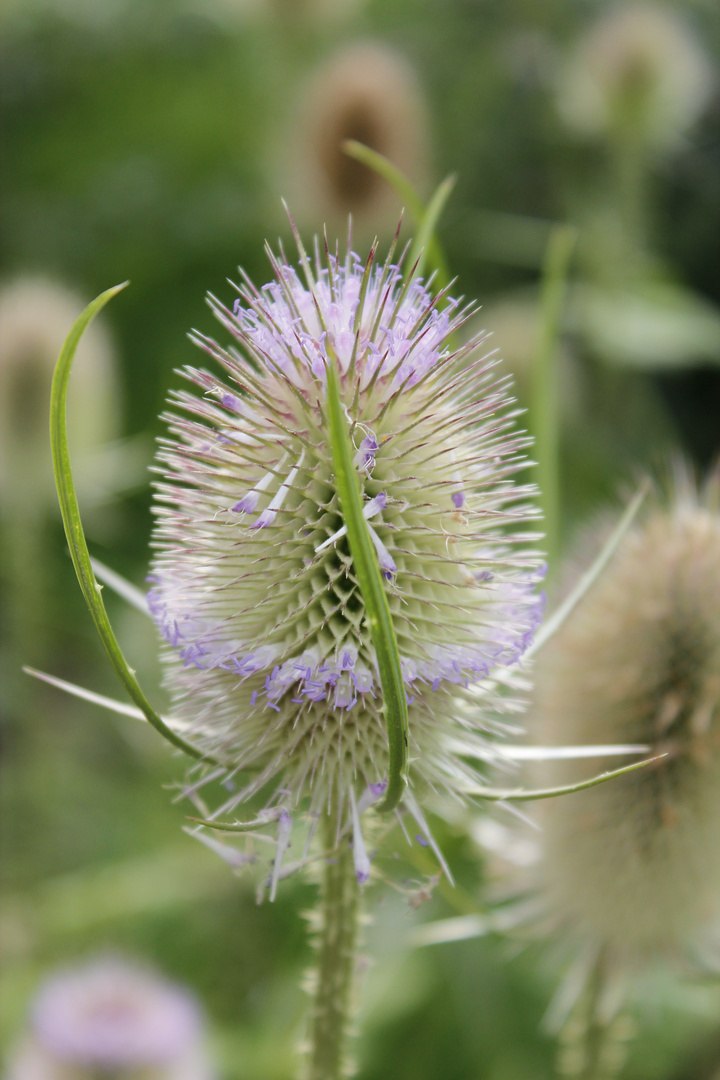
xmin=532 ymin=471 xmax=720 ymax=959
xmin=288 ymin=44 xmax=428 ymax=231
xmin=148 ymin=229 xmax=543 ymax=842
xmin=6 ymin=958 xmax=211 ymax=1080
xmin=556 ymin=4 xmax=714 ymax=153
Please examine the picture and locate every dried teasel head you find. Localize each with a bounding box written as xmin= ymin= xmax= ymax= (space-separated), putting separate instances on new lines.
xmin=0 ymin=277 xmax=119 ymax=516
xmin=532 ymin=468 xmax=720 ymax=961
xmin=287 ymin=44 xmax=429 ymax=233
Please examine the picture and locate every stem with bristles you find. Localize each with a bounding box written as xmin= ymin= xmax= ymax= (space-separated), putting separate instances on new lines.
xmin=305 ymin=806 xmax=361 ymax=1080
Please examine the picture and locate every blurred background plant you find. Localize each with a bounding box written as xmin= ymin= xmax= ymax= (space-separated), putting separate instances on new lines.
xmin=4 ymin=954 xmax=214 ymax=1080
xmin=416 ymin=467 xmax=720 ymax=1077
xmin=2 ymin=1 xmax=720 ymax=1078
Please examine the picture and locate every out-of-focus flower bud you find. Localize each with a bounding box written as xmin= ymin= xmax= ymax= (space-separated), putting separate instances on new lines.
xmin=287 ymin=44 xmax=429 ymax=233
xmin=557 ymin=5 xmax=715 ymax=154
xmin=5 ymin=957 xmax=214 ymax=1080
xmin=0 ymin=277 xmax=120 ymax=518
xmin=534 ymin=469 xmax=720 ymax=962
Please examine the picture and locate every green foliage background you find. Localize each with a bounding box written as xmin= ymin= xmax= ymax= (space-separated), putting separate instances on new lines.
xmin=2 ymin=1 xmax=720 ymax=1077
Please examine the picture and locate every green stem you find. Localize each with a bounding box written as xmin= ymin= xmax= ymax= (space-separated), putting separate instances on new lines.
xmin=610 ymin=130 xmax=650 ymax=258
xmin=557 ymin=948 xmax=627 ymax=1080
xmin=307 ymin=811 xmax=361 ymax=1080
xmin=531 ymin=224 xmax=577 ymax=577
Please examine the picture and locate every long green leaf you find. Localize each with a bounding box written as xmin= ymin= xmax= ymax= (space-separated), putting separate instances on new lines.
xmin=325 ymin=359 xmax=408 ymax=813
xmin=531 ymin=223 xmax=577 ymax=573
xmin=524 ymin=480 xmax=649 ymax=662
xmin=341 ymin=140 xmax=452 ymax=292
xmin=342 ymin=139 xmax=426 ymax=220
xmin=408 ymin=173 xmax=456 ymax=284
xmin=50 ymin=283 xmax=220 ymax=765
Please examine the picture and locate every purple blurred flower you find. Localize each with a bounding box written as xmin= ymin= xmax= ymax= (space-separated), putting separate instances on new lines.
xmin=6 ymin=958 xmax=213 ymax=1080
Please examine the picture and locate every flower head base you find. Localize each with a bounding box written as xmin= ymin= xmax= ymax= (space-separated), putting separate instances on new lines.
xmin=149 ymin=227 xmax=543 ymax=854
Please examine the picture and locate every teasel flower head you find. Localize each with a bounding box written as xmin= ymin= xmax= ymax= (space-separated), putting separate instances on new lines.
xmin=557 ymin=4 xmax=715 ymax=154
xmin=530 ymin=468 xmax=720 ymax=964
xmin=148 ymin=224 xmax=543 ymax=881
xmin=288 ymin=44 xmax=428 ymax=234
xmin=5 ymin=957 xmax=212 ymax=1080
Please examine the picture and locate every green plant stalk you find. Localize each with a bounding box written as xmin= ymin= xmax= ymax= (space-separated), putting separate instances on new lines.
xmin=341 ymin=140 xmax=453 ymax=293
xmin=307 ymin=811 xmax=361 ymax=1080
xmin=531 ymin=224 xmax=577 ymax=575
xmin=325 ymin=358 xmax=408 ymax=814
xmin=610 ymin=124 xmax=651 ymax=258
xmin=558 ymin=948 xmax=626 ymax=1080
xmin=407 ymin=172 xmax=457 ymax=285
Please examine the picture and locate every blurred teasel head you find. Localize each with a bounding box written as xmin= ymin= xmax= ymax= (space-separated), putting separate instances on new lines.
xmin=147 ymin=224 xmax=543 ymax=879
xmin=288 ymin=44 xmax=428 ymax=233
xmin=5 ymin=957 xmax=212 ymax=1080
xmin=531 ymin=468 xmax=720 ymax=962
xmin=0 ymin=277 xmax=119 ymax=517
xmin=556 ymin=4 xmax=715 ymax=154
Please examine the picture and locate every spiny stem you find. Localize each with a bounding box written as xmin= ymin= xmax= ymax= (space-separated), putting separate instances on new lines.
xmin=306 ymin=809 xmax=361 ymax=1080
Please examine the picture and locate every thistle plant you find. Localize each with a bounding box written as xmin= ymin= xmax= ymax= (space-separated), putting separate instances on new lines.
xmin=40 ymin=207 xmax=658 ymax=1079
xmin=149 ymin=223 xmax=550 ymax=1075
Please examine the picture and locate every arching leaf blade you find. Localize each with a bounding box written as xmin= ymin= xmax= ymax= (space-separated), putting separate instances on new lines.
xmin=408 ymin=173 xmax=456 ymax=286
xmin=325 ymin=359 xmax=408 ymax=813
xmin=341 ymin=140 xmax=452 ymax=291
xmin=50 ymin=283 xmax=220 ymax=765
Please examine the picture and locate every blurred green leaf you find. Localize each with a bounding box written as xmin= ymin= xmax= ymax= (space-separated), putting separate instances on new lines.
xmin=573 ymin=281 xmax=720 ymax=369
